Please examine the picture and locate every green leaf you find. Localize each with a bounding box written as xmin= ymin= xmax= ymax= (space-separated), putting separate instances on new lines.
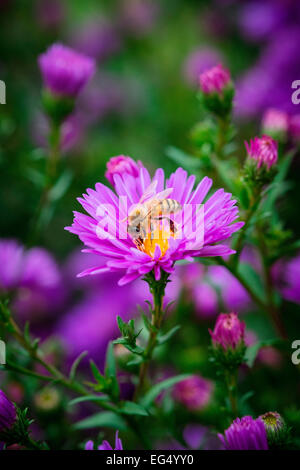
xmin=140 ymin=374 xmax=191 ymax=408
xmin=237 ymin=263 xmax=266 ymax=304
xmin=157 ymin=325 xmax=181 ymax=345
xmin=49 ymin=169 xmax=73 ymax=202
xmin=69 ymin=351 xmax=88 ymax=382
xmin=74 ymin=411 xmax=127 ymax=430
xmin=165 ymin=146 xmax=202 ymax=171
xmin=68 ymin=395 xmax=110 ymax=407
xmin=105 ymin=342 xmax=116 ymax=379
xmin=119 ymin=401 xmax=149 ymax=417
xmin=90 ymin=360 xmax=105 ymax=386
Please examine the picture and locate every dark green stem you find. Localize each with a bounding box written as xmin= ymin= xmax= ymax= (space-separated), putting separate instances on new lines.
xmin=225 ymin=370 xmax=238 ymax=418
xmin=134 ymin=271 xmax=169 ymax=401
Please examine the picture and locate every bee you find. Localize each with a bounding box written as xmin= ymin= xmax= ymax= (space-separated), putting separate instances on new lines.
xmin=124 ymin=181 xmax=182 ymax=246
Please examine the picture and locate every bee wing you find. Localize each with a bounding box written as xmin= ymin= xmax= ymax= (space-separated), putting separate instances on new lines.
xmin=139 ymin=180 xmax=158 ymax=204
xmin=155 ymin=188 xmax=173 ymax=200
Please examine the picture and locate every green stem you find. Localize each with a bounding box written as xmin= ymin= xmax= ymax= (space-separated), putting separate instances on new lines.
xmin=232 ymin=189 xmax=262 ymax=270
xmin=225 ymin=370 xmax=238 ymax=418
xmin=257 ymin=232 xmax=287 ymax=340
xmin=134 ymin=271 xmax=168 ymax=401
xmin=28 ymin=120 xmax=61 ymax=245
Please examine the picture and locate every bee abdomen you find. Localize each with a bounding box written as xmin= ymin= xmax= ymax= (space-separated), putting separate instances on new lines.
xmin=153 ymin=199 xmax=182 ymax=215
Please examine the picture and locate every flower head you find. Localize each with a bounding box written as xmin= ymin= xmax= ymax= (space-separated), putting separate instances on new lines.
xmin=245 ymin=135 xmax=278 ymax=170
xmin=219 ymin=416 xmax=268 ymax=450
xmin=199 ymin=64 xmax=231 ymax=95
xmin=66 ymin=162 xmax=243 ymax=286
xmin=38 ymin=43 xmax=95 ymax=98
xmin=209 ymin=312 xmax=245 ymax=350
xmin=260 ymin=411 xmax=284 ymax=434
xmin=0 ymin=391 xmax=17 ymax=433
xmin=173 ymin=375 xmax=214 ymax=411
xmin=105 ymin=155 xmax=141 ymax=187
xmin=85 ymin=431 xmax=123 ymax=450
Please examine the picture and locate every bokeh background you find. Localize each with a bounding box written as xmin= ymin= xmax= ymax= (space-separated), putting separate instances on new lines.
xmin=1 ymin=0 xmax=300 ymax=450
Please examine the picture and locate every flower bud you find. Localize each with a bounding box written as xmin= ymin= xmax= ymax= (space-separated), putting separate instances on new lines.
xmin=260 ymin=411 xmax=284 ymax=434
xmin=245 ymin=135 xmax=278 ymax=170
xmin=261 ymin=109 xmax=288 ymax=141
xmin=173 ymin=375 xmax=214 ymax=411
xmin=209 ymin=312 xmax=245 ymax=350
xmin=38 ymin=43 xmax=95 ymax=99
xmin=199 ymin=64 xmax=234 ymax=117
xmin=0 ymin=390 xmax=17 ymax=434
xmin=105 ymin=155 xmax=141 ymax=186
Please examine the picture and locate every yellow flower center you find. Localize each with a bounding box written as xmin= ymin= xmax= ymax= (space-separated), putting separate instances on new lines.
xmin=135 ymin=227 xmax=174 ymax=258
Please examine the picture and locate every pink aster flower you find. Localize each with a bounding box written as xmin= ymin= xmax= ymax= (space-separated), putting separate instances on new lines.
xmin=66 ymin=163 xmax=244 ymax=286
xmin=219 ymin=416 xmax=268 ymax=450
xmin=209 ymin=312 xmax=245 ymax=350
xmin=105 ymin=155 xmax=141 ymax=187
xmin=173 ymin=375 xmax=214 ymax=411
xmin=85 ymin=431 xmax=123 ymax=450
xmin=38 ymin=43 xmax=95 ymax=98
xmin=199 ymin=64 xmax=231 ymax=95
xmin=245 ymin=135 xmax=278 ymax=170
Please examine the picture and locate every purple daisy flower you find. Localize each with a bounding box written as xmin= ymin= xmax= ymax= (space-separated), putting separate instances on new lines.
xmin=38 ymin=43 xmax=95 ymax=98
xmin=66 ymin=163 xmax=244 ymax=286
xmin=219 ymin=416 xmax=268 ymax=450
xmin=85 ymin=431 xmax=123 ymax=450
xmin=0 ymin=390 xmax=17 ymax=433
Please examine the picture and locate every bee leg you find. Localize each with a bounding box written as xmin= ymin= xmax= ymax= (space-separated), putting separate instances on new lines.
xmin=154 ymin=216 xmax=177 ymax=235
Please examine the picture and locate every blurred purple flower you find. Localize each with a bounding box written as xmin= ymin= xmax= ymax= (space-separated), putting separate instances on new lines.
xmin=219 ymin=416 xmax=268 ymax=450
xmin=0 ymin=240 xmax=64 ymax=320
xmin=208 ymin=264 xmax=251 ymax=312
xmin=36 ymin=0 xmax=65 ymax=30
xmin=85 ymin=431 xmax=123 ymax=450
xmin=173 ymin=375 xmax=214 ymax=411
xmin=238 ymin=2 xmax=286 ymax=42
xmin=262 ymin=108 xmax=289 ymax=137
xmin=183 ymin=48 xmax=223 ymax=86
xmin=71 ymin=18 xmax=121 ymax=62
xmin=272 ymin=253 xmax=300 ymax=304
xmin=0 ymin=390 xmax=16 ymax=433
xmin=32 ymin=112 xmax=85 ymax=153
xmin=289 ymin=114 xmax=300 ymax=140
xmin=38 ymin=43 xmax=95 ymax=98
xmin=119 ymin=0 xmax=159 ymax=37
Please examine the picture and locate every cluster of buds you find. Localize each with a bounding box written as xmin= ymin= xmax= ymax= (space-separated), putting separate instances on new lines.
xmin=199 ymin=64 xmax=234 ymax=117
xmin=244 ymin=135 xmax=278 ymax=187
xmin=209 ymin=312 xmax=246 ymax=370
